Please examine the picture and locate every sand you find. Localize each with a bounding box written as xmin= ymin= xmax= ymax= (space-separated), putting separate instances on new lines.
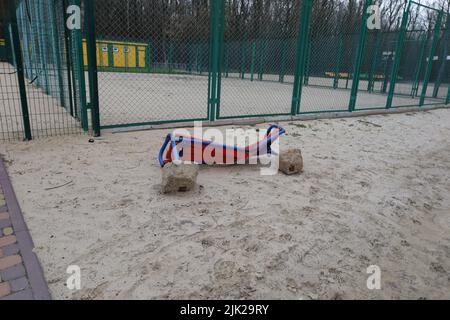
xmin=0 ymin=108 xmax=449 ymax=300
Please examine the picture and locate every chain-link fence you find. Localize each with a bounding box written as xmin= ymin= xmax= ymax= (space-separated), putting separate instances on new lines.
xmin=93 ymin=0 xmax=449 ymax=130
xmin=1 ymin=0 xmax=450 ymax=140
xmin=0 ymin=0 xmax=93 ymax=141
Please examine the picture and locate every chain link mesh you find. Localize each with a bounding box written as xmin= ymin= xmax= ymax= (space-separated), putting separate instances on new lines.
xmin=1 ymin=0 xmax=86 ymax=141
xmin=1 ymin=0 xmax=449 ymax=139
xmin=94 ymin=0 xmax=212 ymax=127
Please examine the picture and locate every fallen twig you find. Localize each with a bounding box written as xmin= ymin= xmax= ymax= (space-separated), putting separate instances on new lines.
xmin=358 ymin=120 xmax=382 ymax=128
xmin=45 ymin=181 xmax=73 ymax=191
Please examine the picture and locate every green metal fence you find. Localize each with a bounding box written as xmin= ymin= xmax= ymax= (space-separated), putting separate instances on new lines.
xmin=1 ymin=0 xmax=449 ymax=140
xmin=0 ymin=0 xmax=98 ymax=141
xmin=93 ymin=0 xmax=449 ymax=130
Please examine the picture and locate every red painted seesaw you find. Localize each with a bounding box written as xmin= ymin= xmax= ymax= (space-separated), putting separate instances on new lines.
xmin=159 ymin=125 xmax=286 ymax=167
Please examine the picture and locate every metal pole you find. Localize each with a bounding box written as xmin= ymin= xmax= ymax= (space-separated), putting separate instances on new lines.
xmin=149 ymin=40 xmax=152 ymax=73
xmin=62 ymin=0 xmax=74 ymax=116
xmin=85 ymin=0 xmax=101 ymax=136
xmin=168 ymin=43 xmax=173 ymax=73
xmin=433 ymin=14 xmax=449 ymax=98
xmin=9 ymin=0 xmax=32 ymax=140
xmin=334 ymin=34 xmax=344 ymax=89
xmin=304 ymin=34 xmax=311 ymax=85
xmin=279 ymin=40 xmax=287 ymax=83
xmin=420 ymin=10 xmax=444 ymax=106
xmin=446 ymin=81 xmax=450 ymax=104
xmin=71 ymin=0 xmax=88 ymax=130
xmin=250 ymin=41 xmax=256 ymax=81
xmin=368 ymin=30 xmax=382 ymax=92
xmin=258 ymin=39 xmax=266 ymax=81
xmin=240 ymin=41 xmax=246 ymax=79
xmin=386 ymin=1 xmax=411 ymax=109
xmin=224 ymin=42 xmax=229 ymax=78
xmin=36 ymin=1 xmax=50 ymax=94
xmin=291 ymin=0 xmax=312 ymax=115
xmin=349 ymin=0 xmax=372 ymax=112
xmin=215 ymin=0 xmax=225 ymax=119
xmin=411 ymin=32 xmax=428 ymax=97
xmin=50 ymin=0 xmax=66 ymax=108
xmin=208 ymin=0 xmax=221 ymax=121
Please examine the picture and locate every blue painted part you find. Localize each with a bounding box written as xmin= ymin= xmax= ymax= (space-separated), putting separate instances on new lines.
xmin=158 ymin=125 xmax=286 ymax=167
xmin=159 ymin=134 xmax=172 ymax=167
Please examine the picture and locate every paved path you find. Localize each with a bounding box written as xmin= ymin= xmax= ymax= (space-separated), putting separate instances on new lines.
xmin=0 ymin=158 xmax=51 ymax=300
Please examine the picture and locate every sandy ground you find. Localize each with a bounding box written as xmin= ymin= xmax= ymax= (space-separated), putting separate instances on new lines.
xmin=1 ymin=108 xmax=450 ymax=300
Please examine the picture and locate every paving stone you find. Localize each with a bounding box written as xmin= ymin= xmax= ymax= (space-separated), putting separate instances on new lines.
xmin=0 ymin=264 xmax=26 ymax=281
xmin=0 ymin=219 xmax=11 ymax=229
xmin=10 ymin=277 xmax=29 ymax=292
xmin=0 ymin=212 xmax=9 ymax=220
xmin=0 ymin=235 xmax=17 ymax=248
xmin=0 ymin=282 xmax=11 ymax=298
xmin=3 ymin=227 xmax=13 ymax=236
xmin=0 ymin=288 xmax=33 ymax=300
xmin=0 ymin=255 xmax=22 ymax=271
xmin=2 ymin=243 xmax=20 ymax=256
xmin=0 ymin=159 xmax=51 ymax=300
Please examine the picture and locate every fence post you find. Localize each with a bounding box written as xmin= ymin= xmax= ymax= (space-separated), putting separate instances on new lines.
xmin=147 ymin=42 xmax=152 ymax=72
xmin=224 ymin=43 xmax=229 ymax=78
xmin=420 ymin=10 xmax=444 ymax=106
xmin=49 ymin=0 xmax=66 ymax=108
xmin=9 ymin=0 xmax=32 ymax=140
xmin=446 ymin=83 xmax=450 ymax=105
xmin=258 ymin=40 xmax=266 ymax=81
xmin=36 ymin=1 xmax=50 ymax=94
xmin=368 ymin=30 xmax=382 ymax=92
xmin=386 ymin=1 xmax=411 ymax=109
xmin=85 ymin=0 xmax=101 ymax=136
xmin=208 ymin=0 xmax=221 ymax=121
xmin=304 ymin=36 xmax=311 ymax=85
xmin=187 ymin=41 xmax=192 ymax=73
xmin=168 ymin=43 xmax=174 ymax=73
xmin=62 ymin=0 xmax=74 ymax=116
xmin=250 ymin=41 xmax=256 ymax=82
xmin=291 ymin=0 xmax=312 ymax=115
xmin=411 ymin=33 xmax=428 ymax=97
xmin=432 ymin=14 xmax=449 ymax=98
xmin=70 ymin=0 xmax=88 ymax=131
xmin=279 ymin=40 xmax=287 ymax=83
xmin=215 ymin=0 xmax=225 ymax=119
xmin=334 ymin=34 xmax=344 ymax=89
xmin=348 ymin=0 xmax=372 ymax=112
xmin=240 ymin=41 xmax=246 ymax=79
